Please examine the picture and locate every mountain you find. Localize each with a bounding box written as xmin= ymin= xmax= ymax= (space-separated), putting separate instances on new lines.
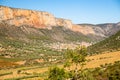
xmin=0 ymin=5 xmax=120 ymax=46
xmin=87 ymin=30 xmax=120 ymax=54
xmin=0 ymin=5 xmax=120 ymax=68
xmin=0 ymin=5 xmax=72 ymax=29
xmin=78 ymin=22 xmax=120 ymax=37
xmin=97 ymin=23 xmax=120 ymax=36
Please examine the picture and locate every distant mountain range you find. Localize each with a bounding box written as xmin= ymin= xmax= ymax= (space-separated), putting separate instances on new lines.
xmin=0 ymin=5 xmax=120 ymax=44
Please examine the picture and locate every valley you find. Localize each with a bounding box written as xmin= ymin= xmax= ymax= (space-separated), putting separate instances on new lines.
xmin=0 ymin=5 xmax=120 ymax=80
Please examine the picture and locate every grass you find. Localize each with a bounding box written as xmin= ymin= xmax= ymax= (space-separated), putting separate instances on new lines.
xmin=85 ymin=51 xmax=120 ymax=68
xmin=0 ymin=72 xmax=13 ymax=76
xmin=5 ymin=75 xmax=39 ymax=80
xmin=0 ymin=51 xmax=120 ymax=79
xmin=0 ymin=56 xmax=22 ymax=62
xmin=0 ymin=60 xmax=18 ymax=68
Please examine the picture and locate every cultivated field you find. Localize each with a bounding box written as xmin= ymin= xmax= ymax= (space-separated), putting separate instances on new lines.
xmin=0 ymin=51 xmax=120 ymax=80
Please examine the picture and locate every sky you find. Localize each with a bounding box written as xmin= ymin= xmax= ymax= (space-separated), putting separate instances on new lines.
xmin=0 ymin=0 xmax=120 ymax=24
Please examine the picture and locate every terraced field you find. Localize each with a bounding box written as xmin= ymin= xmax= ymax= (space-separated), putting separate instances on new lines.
xmin=0 ymin=51 xmax=120 ymax=80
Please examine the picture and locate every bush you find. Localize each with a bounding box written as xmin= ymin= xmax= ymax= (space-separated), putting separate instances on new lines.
xmin=48 ymin=66 xmax=67 ymax=80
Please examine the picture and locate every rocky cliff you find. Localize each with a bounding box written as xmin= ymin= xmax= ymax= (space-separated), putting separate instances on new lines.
xmin=0 ymin=6 xmax=72 ymax=29
xmin=0 ymin=5 xmax=120 ymax=40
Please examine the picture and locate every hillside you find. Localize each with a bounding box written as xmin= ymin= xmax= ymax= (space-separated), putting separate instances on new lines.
xmin=88 ymin=30 xmax=120 ymax=54
xmin=97 ymin=22 xmax=120 ymax=36
xmin=0 ymin=22 xmax=93 ymax=65
xmin=78 ymin=22 xmax=120 ymax=37
xmin=0 ymin=5 xmax=120 ymax=42
xmin=0 ymin=5 xmax=120 ymax=67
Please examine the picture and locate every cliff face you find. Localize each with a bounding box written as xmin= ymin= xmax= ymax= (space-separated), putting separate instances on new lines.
xmin=0 ymin=5 xmax=120 ymax=39
xmin=56 ymin=18 xmax=72 ymax=29
xmin=0 ymin=6 xmax=72 ymax=29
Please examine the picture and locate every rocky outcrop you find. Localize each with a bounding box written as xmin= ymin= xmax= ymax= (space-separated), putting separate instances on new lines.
xmin=96 ymin=23 xmax=120 ymax=36
xmin=72 ymin=24 xmax=106 ymax=37
xmin=72 ymin=24 xmax=95 ymax=35
xmin=0 ymin=5 xmax=120 ymax=39
xmin=0 ymin=6 xmax=72 ymax=29
xmin=56 ymin=18 xmax=72 ymax=29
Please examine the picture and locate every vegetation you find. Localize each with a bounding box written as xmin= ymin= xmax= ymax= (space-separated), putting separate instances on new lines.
xmin=0 ymin=22 xmax=92 ymax=67
xmin=88 ymin=30 xmax=120 ymax=54
xmin=0 ymin=22 xmax=120 ymax=80
xmin=91 ymin=61 xmax=120 ymax=80
xmin=47 ymin=46 xmax=120 ymax=80
xmin=0 ymin=72 xmax=13 ymax=76
xmin=47 ymin=46 xmax=90 ymax=80
xmin=48 ymin=66 xmax=66 ymax=80
xmin=0 ymin=48 xmax=120 ymax=80
xmin=5 ymin=75 xmax=39 ymax=80
xmin=64 ymin=46 xmax=87 ymax=79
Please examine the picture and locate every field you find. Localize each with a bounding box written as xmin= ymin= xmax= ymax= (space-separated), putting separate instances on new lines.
xmin=85 ymin=51 xmax=120 ymax=68
xmin=0 ymin=51 xmax=120 ymax=80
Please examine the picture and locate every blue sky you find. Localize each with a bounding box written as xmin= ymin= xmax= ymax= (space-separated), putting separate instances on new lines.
xmin=0 ymin=0 xmax=120 ymax=24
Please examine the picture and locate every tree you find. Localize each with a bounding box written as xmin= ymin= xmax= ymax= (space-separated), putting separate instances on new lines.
xmin=64 ymin=46 xmax=87 ymax=80
xmin=47 ymin=46 xmax=89 ymax=80
xmin=48 ymin=66 xmax=67 ymax=80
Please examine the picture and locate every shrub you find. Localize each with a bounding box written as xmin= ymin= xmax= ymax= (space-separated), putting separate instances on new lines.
xmin=48 ymin=66 xmax=67 ymax=80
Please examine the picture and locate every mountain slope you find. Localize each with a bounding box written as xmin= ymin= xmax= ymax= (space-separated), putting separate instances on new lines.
xmin=88 ymin=30 xmax=120 ymax=54
xmin=97 ymin=22 xmax=120 ymax=36
xmin=78 ymin=22 xmax=120 ymax=37
xmin=0 ymin=5 xmax=120 ymax=41
xmin=0 ymin=22 xmax=93 ymax=43
xmin=0 ymin=5 xmax=120 ymax=51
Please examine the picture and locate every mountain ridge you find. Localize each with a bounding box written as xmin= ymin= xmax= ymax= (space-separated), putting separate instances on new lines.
xmin=0 ymin=5 xmax=73 ymax=29
xmin=0 ymin=5 xmax=120 ymax=43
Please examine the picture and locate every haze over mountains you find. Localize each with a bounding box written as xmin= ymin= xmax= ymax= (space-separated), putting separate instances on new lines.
xmin=0 ymin=5 xmax=120 ymax=44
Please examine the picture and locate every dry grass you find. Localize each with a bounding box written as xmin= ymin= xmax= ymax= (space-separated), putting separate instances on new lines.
xmin=0 ymin=60 xmax=18 ymax=68
xmin=86 ymin=51 xmax=120 ymax=68
xmin=0 ymin=51 xmax=120 ymax=80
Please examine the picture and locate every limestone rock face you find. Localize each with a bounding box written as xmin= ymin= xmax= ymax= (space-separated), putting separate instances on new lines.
xmin=0 ymin=6 xmax=73 ymax=29
xmin=72 ymin=24 xmax=95 ymax=35
xmin=72 ymin=24 xmax=106 ymax=37
xmin=56 ymin=18 xmax=72 ymax=29
xmin=0 ymin=5 xmax=120 ymax=38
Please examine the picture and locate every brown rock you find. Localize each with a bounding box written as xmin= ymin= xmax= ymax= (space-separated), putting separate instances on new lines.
xmin=0 ymin=6 xmax=73 ymax=29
